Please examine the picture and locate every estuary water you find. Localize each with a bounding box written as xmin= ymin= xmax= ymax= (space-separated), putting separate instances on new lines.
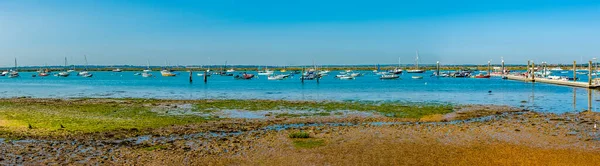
xmin=0 ymin=70 xmax=598 ymax=113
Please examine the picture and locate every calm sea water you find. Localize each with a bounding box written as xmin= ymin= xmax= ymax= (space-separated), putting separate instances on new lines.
xmin=0 ymin=70 xmax=598 ymax=113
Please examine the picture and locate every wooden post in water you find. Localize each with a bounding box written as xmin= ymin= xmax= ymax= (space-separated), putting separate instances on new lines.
xmin=527 ymin=60 xmax=531 ymax=79
xmin=487 ymin=61 xmax=491 ymax=76
xmin=189 ymin=70 xmax=193 ymax=83
xmin=531 ymin=62 xmax=535 ymax=82
xmin=203 ymin=71 xmax=207 ymax=83
xmin=589 ymin=61 xmax=593 ymax=86
xmin=588 ymin=88 xmax=592 ymax=112
xmin=501 ymin=60 xmax=505 ymax=75
xmin=301 ymin=67 xmax=305 ymax=84
xmin=574 ymin=61 xmax=577 ymax=81
xmin=436 ymin=61 xmax=440 ymax=77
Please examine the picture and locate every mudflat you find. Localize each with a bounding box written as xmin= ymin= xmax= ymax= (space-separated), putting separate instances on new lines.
xmin=0 ymin=98 xmax=598 ymax=165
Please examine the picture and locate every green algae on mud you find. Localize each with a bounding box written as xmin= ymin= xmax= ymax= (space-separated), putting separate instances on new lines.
xmin=0 ymin=100 xmax=207 ymax=138
xmin=0 ymin=98 xmax=453 ymax=138
xmin=189 ymin=100 xmax=454 ymax=118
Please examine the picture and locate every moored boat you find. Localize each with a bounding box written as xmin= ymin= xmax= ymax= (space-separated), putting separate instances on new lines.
xmin=380 ymin=74 xmax=400 ymax=80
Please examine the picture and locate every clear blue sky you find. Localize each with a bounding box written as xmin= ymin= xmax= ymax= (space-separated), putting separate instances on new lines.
xmin=0 ymin=0 xmax=598 ymax=67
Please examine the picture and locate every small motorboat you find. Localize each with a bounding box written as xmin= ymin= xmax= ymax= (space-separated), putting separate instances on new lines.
xmin=267 ymin=75 xmax=286 ymax=80
xmin=8 ymin=71 xmax=19 ymax=78
xmin=338 ymin=75 xmax=355 ymax=80
xmin=380 ymin=74 xmax=400 ymax=80
xmin=161 ymin=70 xmax=176 ymax=77
xmin=112 ymin=68 xmax=122 ymax=72
xmin=134 ymin=73 xmax=142 ymax=76
xmin=390 ymin=68 xmax=403 ymax=74
xmin=235 ymin=73 xmax=255 ymax=80
xmin=39 ymin=72 xmax=49 ymax=77
xmin=58 ymin=71 xmax=70 ymax=77
xmin=81 ymin=73 xmax=93 ymax=77
xmin=142 ymin=72 xmax=153 ymax=78
xmin=412 ymin=76 xmax=424 ymax=79
xmin=350 ymin=73 xmax=363 ymax=77
xmin=474 ymin=73 xmax=491 ymax=78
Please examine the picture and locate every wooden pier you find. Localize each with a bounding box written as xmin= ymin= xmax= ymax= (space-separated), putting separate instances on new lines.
xmin=497 ymin=74 xmax=600 ymax=89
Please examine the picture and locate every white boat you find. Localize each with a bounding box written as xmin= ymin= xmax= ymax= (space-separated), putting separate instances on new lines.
xmin=380 ymin=74 xmax=400 ymax=79
xmin=58 ymin=71 xmax=70 ymax=77
xmin=78 ymin=55 xmax=92 ymax=77
xmin=227 ymin=69 xmax=235 ymax=73
xmin=267 ymin=75 xmax=286 ymax=80
xmin=142 ymin=72 xmax=153 ymax=78
xmin=412 ymin=76 xmax=424 ymax=79
xmin=143 ymin=60 xmax=152 ymax=72
xmin=112 ymin=68 xmax=122 ymax=72
xmin=406 ymin=50 xmax=425 ymax=73
xmin=258 ymin=66 xmax=274 ymax=76
xmin=8 ymin=58 xmax=19 ymax=78
xmin=58 ymin=57 xmax=70 ymax=77
xmin=161 ymin=70 xmax=176 ymax=77
xmin=350 ymin=73 xmax=362 ymax=77
xmin=550 ymin=67 xmax=563 ymax=71
xmin=1 ymin=71 xmax=8 ymax=76
xmin=375 ymin=72 xmax=388 ymax=75
xmin=338 ymin=75 xmax=355 ymax=80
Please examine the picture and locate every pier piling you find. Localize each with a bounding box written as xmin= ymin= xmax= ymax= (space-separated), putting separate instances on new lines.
xmin=501 ymin=60 xmax=505 ymax=75
xmin=301 ymin=67 xmax=304 ymax=84
xmin=436 ymin=61 xmax=440 ymax=76
xmin=189 ymin=70 xmax=193 ymax=83
xmin=487 ymin=61 xmax=491 ymax=75
xmin=532 ymin=62 xmax=535 ymax=82
xmin=574 ymin=61 xmax=577 ymax=81
xmin=589 ymin=61 xmax=593 ymax=86
xmin=203 ymin=71 xmax=207 ymax=83
xmin=527 ymin=60 xmax=531 ymax=79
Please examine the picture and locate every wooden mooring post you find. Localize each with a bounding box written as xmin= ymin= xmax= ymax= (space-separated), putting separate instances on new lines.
xmin=203 ymin=71 xmax=207 ymax=83
xmin=189 ymin=70 xmax=193 ymax=83
xmin=436 ymin=61 xmax=440 ymax=76
xmin=589 ymin=61 xmax=593 ymax=86
xmin=574 ymin=61 xmax=577 ymax=81
xmin=531 ymin=62 xmax=535 ymax=82
xmin=501 ymin=60 xmax=505 ymax=75
xmin=527 ymin=60 xmax=531 ymax=79
xmin=301 ymin=67 xmax=305 ymax=84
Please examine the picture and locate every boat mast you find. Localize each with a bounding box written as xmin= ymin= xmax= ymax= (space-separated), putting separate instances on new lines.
xmin=415 ymin=50 xmax=420 ymax=70
xmin=14 ymin=58 xmax=17 ymax=71
xmin=147 ymin=59 xmax=150 ymax=70
xmin=64 ymin=57 xmax=68 ymax=71
xmin=84 ymin=55 xmax=89 ymax=71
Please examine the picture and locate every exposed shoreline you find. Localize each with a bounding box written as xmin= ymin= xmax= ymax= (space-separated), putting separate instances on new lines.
xmin=1 ymin=98 xmax=598 ymax=165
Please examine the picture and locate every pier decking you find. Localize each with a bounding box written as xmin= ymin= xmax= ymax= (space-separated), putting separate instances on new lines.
xmin=495 ymin=74 xmax=600 ymax=89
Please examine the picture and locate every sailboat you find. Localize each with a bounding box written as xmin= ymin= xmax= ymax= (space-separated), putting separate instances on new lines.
xmin=58 ymin=57 xmax=70 ymax=77
xmin=161 ymin=60 xmax=176 ymax=77
xmin=406 ymin=50 xmax=425 ymax=73
xmin=258 ymin=66 xmax=274 ymax=75
xmin=380 ymin=74 xmax=400 ymax=79
xmin=79 ymin=55 xmax=93 ymax=77
xmin=66 ymin=58 xmax=76 ymax=73
xmin=38 ymin=63 xmax=50 ymax=77
xmin=391 ymin=57 xmax=403 ymax=74
xmin=112 ymin=67 xmax=122 ymax=72
xmin=143 ymin=60 xmax=152 ymax=72
xmin=8 ymin=58 xmax=19 ymax=78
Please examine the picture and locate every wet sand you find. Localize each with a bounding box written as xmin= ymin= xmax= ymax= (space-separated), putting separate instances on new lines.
xmin=1 ymin=99 xmax=599 ymax=165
